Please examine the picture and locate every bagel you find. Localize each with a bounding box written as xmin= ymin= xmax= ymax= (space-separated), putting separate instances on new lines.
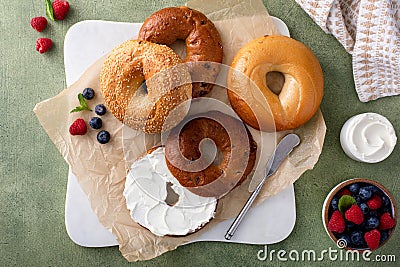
xmin=165 ymin=111 xmax=257 ymax=198
xmin=138 ymin=6 xmax=223 ymax=98
xmin=123 ymin=146 xmax=217 ymax=236
xmin=227 ymin=35 xmax=324 ymax=131
xmin=100 ymin=39 xmax=192 ymax=134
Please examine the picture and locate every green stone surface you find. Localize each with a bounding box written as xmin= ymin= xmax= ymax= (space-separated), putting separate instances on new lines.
xmin=1 ymin=0 xmax=398 ymax=266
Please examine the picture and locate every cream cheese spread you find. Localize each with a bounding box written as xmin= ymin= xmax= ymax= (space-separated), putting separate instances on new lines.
xmin=123 ymin=147 xmax=217 ymax=236
xmin=340 ymin=113 xmax=397 ymax=163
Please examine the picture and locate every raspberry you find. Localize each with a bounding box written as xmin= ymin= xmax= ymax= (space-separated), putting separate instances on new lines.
xmin=69 ymin=118 xmax=87 ymax=135
xmin=36 ymin=38 xmax=53 ymax=54
xmin=30 ymin=16 xmax=48 ymax=32
xmin=328 ymin=210 xmax=345 ymax=233
xmin=52 ymin=0 xmax=70 ymax=20
xmin=364 ymin=229 xmax=381 ymax=250
xmin=379 ymin=212 xmax=396 ymax=230
xmin=338 ymin=188 xmax=351 ymax=197
xmin=345 ymin=204 xmax=364 ymax=225
xmin=367 ymin=194 xmax=382 ymax=210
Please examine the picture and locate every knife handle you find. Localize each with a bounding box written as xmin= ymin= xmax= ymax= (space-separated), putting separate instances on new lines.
xmin=224 ymin=179 xmax=265 ymax=240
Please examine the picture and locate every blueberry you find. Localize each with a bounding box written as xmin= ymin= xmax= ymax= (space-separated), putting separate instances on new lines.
xmin=367 ymin=185 xmax=379 ymax=194
xmin=95 ymin=104 xmax=107 ymax=116
xmin=82 ymin=88 xmax=95 ymax=100
xmin=354 ymin=195 xmax=362 ymax=205
xmin=381 ymin=195 xmax=390 ymax=207
xmin=349 ymin=183 xmax=360 ymax=194
xmin=380 ymin=230 xmax=390 ymax=243
xmin=346 ymin=221 xmax=356 ymax=230
xmin=365 ymin=216 xmax=379 ymax=229
xmin=331 ymin=197 xmax=339 ymax=210
xmin=382 ymin=206 xmax=391 ymax=214
xmin=369 ymin=210 xmax=378 ymax=217
xmin=359 ymin=186 xmax=372 ymax=200
xmin=360 ymin=203 xmax=370 ymax=214
xmin=89 ymin=117 xmax=102 ymax=129
xmin=97 ymin=130 xmax=110 ymax=144
xmin=351 ymin=230 xmax=364 ymax=246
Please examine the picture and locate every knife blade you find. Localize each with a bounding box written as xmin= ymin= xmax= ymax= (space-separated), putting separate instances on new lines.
xmin=224 ymin=133 xmax=300 ymax=240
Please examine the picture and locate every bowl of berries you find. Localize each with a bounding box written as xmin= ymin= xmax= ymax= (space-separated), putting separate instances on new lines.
xmin=323 ymin=178 xmax=397 ymax=250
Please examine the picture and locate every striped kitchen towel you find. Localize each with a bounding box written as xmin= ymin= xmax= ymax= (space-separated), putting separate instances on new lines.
xmin=295 ymin=0 xmax=400 ymax=102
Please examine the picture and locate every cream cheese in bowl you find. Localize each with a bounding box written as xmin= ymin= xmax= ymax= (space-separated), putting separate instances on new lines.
xmin=340 ymin=113 xmax=397 ymax=163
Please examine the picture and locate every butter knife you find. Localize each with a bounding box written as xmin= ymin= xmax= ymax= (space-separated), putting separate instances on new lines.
xmin=225 ymin=133 xmax=300 ymax=240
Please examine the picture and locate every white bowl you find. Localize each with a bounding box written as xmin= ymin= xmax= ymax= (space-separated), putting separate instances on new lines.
xmin=340 ymin=113 xmax=397 ymax=163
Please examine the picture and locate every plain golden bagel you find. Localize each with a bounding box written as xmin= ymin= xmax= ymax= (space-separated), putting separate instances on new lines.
xmin=138 ymin=6 xmax=223 ymax=98
xmin=165 ymin=111 xmax=257 ymax=197
xmin=100 ymin=40 xmax=192 ymax=134
xmin=227 ymin=35 xmax=324 ymax=131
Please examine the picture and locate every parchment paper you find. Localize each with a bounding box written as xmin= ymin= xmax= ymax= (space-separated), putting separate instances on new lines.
xmin=34 ymin=0 xmax=326 ymax=262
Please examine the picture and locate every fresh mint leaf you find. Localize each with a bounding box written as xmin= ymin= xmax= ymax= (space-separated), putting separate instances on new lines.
xmin=45 ymin=0 xmax=55 ymax=21
xmin=78 ymin=93 xmax=90 ymax=110
xmin=70 ymin=93 xmax=92 ymax=113
xmin=70 ymin=106 xmax=86 ymax=113
xmin=338 ymin=195 xmax=357 ymax=213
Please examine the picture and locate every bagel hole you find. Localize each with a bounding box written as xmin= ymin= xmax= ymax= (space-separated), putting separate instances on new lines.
xmin=165 ymin=182 xmax=179 ymax=207
xmin=266 ymin=71 xmax=285 ymax=95
xmin=169 ymin=39 xmax=187 ymax=60
xmin=199 ymin=138 xmax=222 ymax=166
xmin=139 ymin=81 xmax=148 ymax=95
xmin=213 ymin=148 xmax=223 ymax=166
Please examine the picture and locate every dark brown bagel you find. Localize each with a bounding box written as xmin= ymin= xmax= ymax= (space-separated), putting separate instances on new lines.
xmin=138 ymin=6 xmax=223 ymax=98
xmin=165 ymin=111 xmax=257 ymax=197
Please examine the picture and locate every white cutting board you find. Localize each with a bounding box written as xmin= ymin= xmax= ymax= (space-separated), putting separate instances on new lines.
xmin=64 ymin=18 xmax=296 ymax=247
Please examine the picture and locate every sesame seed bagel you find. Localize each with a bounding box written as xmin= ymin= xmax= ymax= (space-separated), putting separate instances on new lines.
xmin=138 ymin=6 xmax=223 ymax=98
xmin=100 ymin=39 xmax=192 ymax=134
